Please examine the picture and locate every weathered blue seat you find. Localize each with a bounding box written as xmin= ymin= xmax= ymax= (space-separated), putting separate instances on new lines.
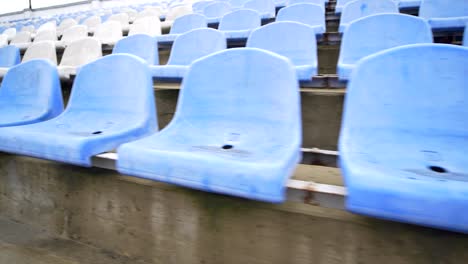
xmin=151 ymin=28 xmax=226 ymax=79
xmin=339 ymin=44 xmax=468 ymax=233
xmin=243 ymin=0 xmax=275 ymax=19
xmin=113 ymin=34 xmax=159 ymax=65
xmin=157 ymin=14 xmax=207 ymax=43
xmin=419 ymin=0 xmax=468 ymax=31
xmin=0 ymin=59 xmax=63 ymax=127
xmin=339 ymin=0 xmax=398 ymax=32
xmin=247 ymin=21 xmax=317 ymax=81
xmin=0 ymin=54 xmax=157 ymax=166
xmin=218 ymin=9 xmax=261 ymax=39
xmin=276 ymin=3 xmax=326 ymax=35
xmin=0 ymin=45 xmax=21 ymax=76
xmin=118 ymin=48 xmax=302 ymax=203
xmin=203 ymin=2 xmax=231 ymax=24
xmin=337 ymin=14 xmax=432 ymax=80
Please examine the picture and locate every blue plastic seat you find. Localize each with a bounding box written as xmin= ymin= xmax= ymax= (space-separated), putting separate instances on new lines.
xmin=464 ymin=25 xmax=468 ymax=46
xmin=230 ymin=0 xmax=250 ymax=9
xmin=335 ymin=0 xmax=355 ymax=14
xmin=113 ymin=34 xmax=159 ymax=65
xmin=118 ymin=48 xmax=302 ymax=203
xmin=0 ymin=45 xmax=20 ymax=70
xmin=193 ymin=1 xmax=213 ymax=13
xmin=339 ymin=0 xmax=398 ymax=32
xmin=337 ymin=14 xmax=432 ymax=80
xmin=247 ymin=21 xmax=317 ymax=81
xmin=288 ymin=0 xmax=325 ymax=9
xmin=151 ymin=28 xmax=226 ymax=79
xmin=243 ymin=0 xmax=275 ymax=19
xmin=0 ymin=54 xmax=157 ymax=166
xmin=203 ymin=2 xmax=232 ymax=24
xmin=276 ymin=3 xmax=326 ymax=35
xmin=218 ymin=9 xmax=261 ymax=39
xmin=419 ymin=0 xmax=468 ymax=31
xmin=157 ymin=14 xmax=207 ymax=43
xmin=339 ymin=44 xmax=468 ymax=233
xmin=398 ymin=0 xmax=421 ymax=9
xmin=0 ymin=59 xmax=63 ymax=127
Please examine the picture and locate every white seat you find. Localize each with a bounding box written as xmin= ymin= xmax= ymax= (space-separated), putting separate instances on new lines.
xmin=136 ymin=9 xmax=162 ymax=20
xmin=161 ymin=5 xmax=193 ymax=31
xmin=10 ymin=31 xmax=32 ymax=50
xmin=57 ymin=18 xmax=78 ymax=36
xmin=0 ymin=34 xmax=8 ymax=47
xmin=94 ymin=21 xmax=123 ymax=45
xmin=20 ymin=25 xmax=35 ymax=34
xmin=58 ymin=38 xmax=103 ymax=80
xmin=23 ymin=40 xmax=57 ymax=65
xmin=3 ymin=28 xmax=16 ymax=41
xmin=56 ymin=25 xmax=88 ymax=48
xmin=108 ymin=13 xmax=130 ymax=32
xmin=83 ymin=15 xmax=102 ymax=34
xmin=34 ymin=29 xmax=58 ymax=43
xmin=129 ymin=16 xmax=162 ymax=37
xmin=37 ymin=22 xmax=57 ymax=33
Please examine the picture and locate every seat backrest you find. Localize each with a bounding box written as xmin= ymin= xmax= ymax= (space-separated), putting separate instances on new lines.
xmin=289 ymin=0 xmax=324 ymax=8
xmin=166 ymin=5 xmax=192 ymax=21
xmin=21 ymin=25 xmax=35 ymax=33
xmin=108 ymin=13 xmax=130 ymax=26
xmin=61 ymin=25 xmax=88 ymax=43
xmin=168 ymin=28 xmax=226 ymax=65
xmin=94 ymin=21 xmax=123 ymax=43
xmin=58 ymin=18 xmax=77 ymax=33
xmin=0 ymin=34 xmax=7 ymax=47
xmin=193 ymin=1 xmax=212 ymax=13
xmin=203 ymin=2 xmax=231 ymax=18
xmin=65 ymin=54 xmax=156 ymax=126
xmin=276 ymin=3 xmax=325 ymax=28
xmin=419 ymin=0 xmax=468 ymax=19
xmin=337 ymin=0 xmax=355 ymax=9
xmin=10 ymin=31 xmax=32 ymax=44
xmin=175 ymin=48 xmax=301 ymax=141
xmin=339 ymin=14 xmax=433 ymax=66
xmin=341 ymin=0 xmax=398 ymax=26
xmin=34 ymin=29 xmax=57 ymax=42
xmin=464 ymin=26 xmax=468 ymax=46
xmin=219 ymin=9 xmax=261 ymax=31
xmin=82 ymin=15 xmax=102 ymax=30
xmin=247 ymin=21 xmax=317 ymax=66
xmin=243 ymin=0 xmax=275 ymax=17
xmin=3 ymin=28 xmax=16 ymax=40
xmin=129 ymin=16 xmax=161 ymax=37
xmin=59 ymin=38 xmax=102 ymax=67
xmin=136 ymin=9 xmax=161 ymax=19
xmin=341 ymin=44 xmax=468 ymax=142
xmin=0 ymin=59 xmax=63 ymax=119
xmin=170 ymin=13 xmax=207 ymax=34
xmin=23 ymin=41 xmax=57 ymax=65
xmin=37 ymin=21 xmax=56 ymax=33
xmin=0 ymin=46 xmax=20 ymax=67
xmin=113 ymin=34 xmax=159 ymax=65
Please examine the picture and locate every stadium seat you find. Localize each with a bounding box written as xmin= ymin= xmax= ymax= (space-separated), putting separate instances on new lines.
xmin=0 ymin=54 xmax=158 ymax=167
xmin=57 ymin=18 xmax=77 ymax=36
xmin=247 ymin=21 xmax=317 ymax=81
xmin=0 ymin=34 xmax=7 ymax=47
xmin=151 ymin=28 xmax=226 ymax=79
xmin=117 ymin=48 xmax=302 ymax=203
xmin=335 ymin=0 xmax=355 ymax=14
xmin=243 ymin=0 xmax=276 ymax=19
xmin=276 ymin=3 xmax=326 ymax=35
xmin=56 ymin=25 xmax=88 ymax=48
xmin=218 ymin=9 xmax=261 ymax=39
xmin=23 ymin=41 xmax=57 ymax=65
xmin=3 ymin=27 xmax=16 ymax=41
xmin=161 ymin=5 xmax=193 ymax=31
xmin=94 ymin=21 xmax=123 ymax=45
xmin=21 ymin=25 xmax=35 ymax=34
xmin=398 ymin=0 xmax=421 ymax=9
xmin=158 ymin=13 xmax=206 ymax=43
xmin=340 ymin=44 xmax=468 ymax=233
xmin=122 ymin=8 xmax=138 ymax=22
xmin=464 ymin=25 xmax=468 ymax=46
xmin=203 ymin=2 xmax=232 ymax=24
xmin=136 ymin=9 xmax=161 ymax=20
xmin=338 ymin=14 xmax=433 ymax=80
xmin=108 ymin=13 xmax=130 ymax=32
xmin=113 ymin=34 xmax=158 ymax=65
xmin=0 ymin=59 xmax=63 ymax=127
xmin=193 ymin=1 xmax=213 ymax=13
xmin=339 ymin=0 xmax=399 ymax=32
xmin=58 ymin=38 xmax=102 ymax=80
xmin=129 ymin=16 xmax=162 ymax=37
xmin=34 ymin=29 xmax=58 ymax=43
xmin=82 ymin=15 xmax=102 ymax=34
xmin=419 ymin=0 xmax=468 ymax=30
xmin=0 ymin=45 xmax=21 ymax=76
xmin=10 ymin=31 xmax=32 ymax=49
xmin=288 ymin=0 xmax=325 ymax=9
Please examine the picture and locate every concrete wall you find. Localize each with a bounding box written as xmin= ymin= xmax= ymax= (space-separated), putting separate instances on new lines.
xmin=0 ymin=154 xmax=467 ymax=264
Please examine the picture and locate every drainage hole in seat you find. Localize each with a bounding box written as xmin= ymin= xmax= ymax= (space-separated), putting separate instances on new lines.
xmin=222 ymin=144 xmax=233 ymax=150
xmin=92 ymin=131 xmax=103 ymax=135
xmin=428 ymin=166 xmax=447 ymax=173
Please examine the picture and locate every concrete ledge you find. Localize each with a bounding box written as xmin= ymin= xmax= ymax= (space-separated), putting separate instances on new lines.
xmin=0 ymin=153 xmax=467 ymax=264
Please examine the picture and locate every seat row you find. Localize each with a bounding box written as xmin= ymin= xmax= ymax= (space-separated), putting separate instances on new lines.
xmin=0 ymin=44 xmax=466 ymax=233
